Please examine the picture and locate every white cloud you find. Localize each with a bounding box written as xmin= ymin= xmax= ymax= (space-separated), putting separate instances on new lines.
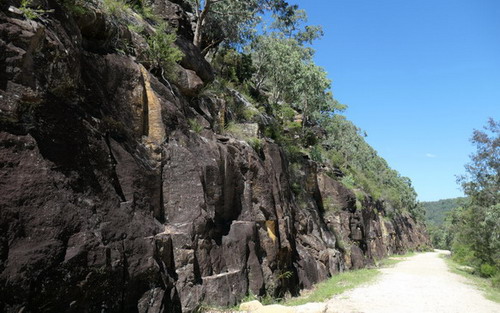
xmin=425 ymin=153 xmax=437 ymax=158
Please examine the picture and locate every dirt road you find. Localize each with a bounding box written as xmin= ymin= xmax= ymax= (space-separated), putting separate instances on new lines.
xmin=326 ymin=250 xmax=500 ymax=313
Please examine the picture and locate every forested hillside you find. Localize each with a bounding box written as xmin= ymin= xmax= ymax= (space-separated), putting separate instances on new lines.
xmin=421 ymin=197 xmax=466 ymax=225
xmin=0 ymin=0 xmax=430 ymax=311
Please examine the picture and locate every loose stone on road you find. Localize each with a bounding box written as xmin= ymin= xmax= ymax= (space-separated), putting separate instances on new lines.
xmin=326 ymin=250 xmax=500 ymax=313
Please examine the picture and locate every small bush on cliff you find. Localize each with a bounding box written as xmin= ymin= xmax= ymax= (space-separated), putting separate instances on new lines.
xmin=145 ymin=23 xmax=184 ymax=80
xmin=103 ymin=0 xmax=131 ymax=18
xmin=188 ymin=118 xmax=204 ymax=134
xmin=19 ymin=0 xmax=50 ymax=20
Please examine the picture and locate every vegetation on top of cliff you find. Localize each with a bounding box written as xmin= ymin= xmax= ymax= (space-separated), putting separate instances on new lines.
xmin=186 ymin=0 xmax=300 ymax=53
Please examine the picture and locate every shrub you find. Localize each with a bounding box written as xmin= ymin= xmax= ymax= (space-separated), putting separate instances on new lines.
xmin=480 ymin=263 xmax=497 ymax=278
xmin=134 ymin=0 xmax=158 ymax=22
xmin=341 ymin=174 xmax=356 ymax=190
xmin=103 ymin=0 xmax=131 ymax=18
xmin=145 ymin=23 xmax=184 ymax=80
xmin=188 ymin=118 xmax=204 ymax=134
xmin=492 ymin=273 xmax=500 ymax=288
xmin=283 ymin=144 xmax=305 ymax=162
xmin=451 ymin=243 xmax=476 ymax=266
xmin=19 ymin=0 xmax=50 ymax=20
xmin=310 ymin=145 xmax=323 ymax=163
xmin=248 ymin=137 xmax=263 ymax=152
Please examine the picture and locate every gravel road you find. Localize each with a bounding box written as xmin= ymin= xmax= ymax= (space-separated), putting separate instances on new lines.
xmin=325 ymin=250 xmax=500 ymax=313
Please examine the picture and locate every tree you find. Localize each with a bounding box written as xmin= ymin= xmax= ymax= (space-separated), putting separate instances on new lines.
xmin=250 ymin=33 xmax=338 ymax=125
xmin=459 ymin=118 xmax=499 ymax=206
xmin=186 ymin=0 xmax=293 ymax=54
xmin=271 ymin=8 xmax=323 ymax=44
xmin=450 ymin=118 xmax=500 ymax=276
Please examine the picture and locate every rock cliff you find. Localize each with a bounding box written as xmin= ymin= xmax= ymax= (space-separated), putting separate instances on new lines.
xmin=0 ymin=1 xmax=429 ymax=312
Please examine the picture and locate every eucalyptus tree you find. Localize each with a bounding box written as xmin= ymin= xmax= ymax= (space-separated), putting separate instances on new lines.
xmin=451 ymin=119 xmax=500 ymax=274
xmin=186 ymin=0 xmax=295 ymax=54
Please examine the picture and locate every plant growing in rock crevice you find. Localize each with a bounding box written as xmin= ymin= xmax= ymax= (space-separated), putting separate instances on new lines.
xmin=188 ymin=118 xmax=204 ymax=134
xmin=145 ymin=23 xmax=184 ymax=81
xmin=19 ymin=0 xmax=51 ymax=20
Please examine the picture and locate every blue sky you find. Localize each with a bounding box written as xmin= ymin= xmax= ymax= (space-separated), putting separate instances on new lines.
xmin=291 ymin=0 xmax=500 ymax=201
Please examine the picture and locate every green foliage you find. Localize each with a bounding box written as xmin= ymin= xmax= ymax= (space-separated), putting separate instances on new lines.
xmin=102 ymin=0 xmax=131 ymax=18
xmin=20 ymin=0 xmax=50 ymax=20
xmin=134 ymin=0 xmax=158 ymax=22
xmin=248 ymin=137 xmax=263 ymax=152
xmin=128 ymin=23 xmax=145 ymax=34
xmin=427 ymin=224 xmax=451 ymax=249
xmin=250 ymin=33 xmax=339 ymax=125
xmin=421 ymin=197 xmax=466 ymax=226
xmin=145 ymin=23 xmax=184 ymax=79
xmin=450 ymin=204 xmax=500 ymax=271
xmin=422 ymin=197 xmax=467 ymax=249
xmin=187 ymin=0 xmax=297 ymax=52
xmin=188 ymin=118 xmax=204 ymax=134
xmin=213 ymin=48 xmax=255 ymax=83
xmin=310 ymin=145 xmax=323 ymax=162
xmin=493 ymin=273 xmax=500 ymax=288
xmin=340 ymin=174 xmax=356 ymax=190
xmin=480 ymin=264 xmax=497 ymax=278
xmin=227 ymin=87 xmax=259 ymax=122
xmin=458 ymin=118 xmax=499 ymax=206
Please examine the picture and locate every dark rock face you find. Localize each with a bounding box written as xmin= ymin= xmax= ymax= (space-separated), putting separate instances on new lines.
xmin=0 ymin=1 xmax=429 ymax=312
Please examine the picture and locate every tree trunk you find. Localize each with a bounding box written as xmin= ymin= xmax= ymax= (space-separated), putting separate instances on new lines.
xmin=193 ymin=0 xmax=215 ymax=48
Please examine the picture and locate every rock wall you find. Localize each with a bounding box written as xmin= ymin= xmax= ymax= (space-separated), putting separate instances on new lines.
xmin=0 ymin=1 xmax=429 ymax=312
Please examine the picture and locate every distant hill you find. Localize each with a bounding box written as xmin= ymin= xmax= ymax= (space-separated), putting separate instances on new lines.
xmin=421 ymin=197 xmax=467 ymax=225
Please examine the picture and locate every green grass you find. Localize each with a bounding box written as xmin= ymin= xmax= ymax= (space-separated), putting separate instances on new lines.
xmin=284 ymin=268 xmax=379 ymax=306
xmin=441 ymin=254 xmax=500 ymax=303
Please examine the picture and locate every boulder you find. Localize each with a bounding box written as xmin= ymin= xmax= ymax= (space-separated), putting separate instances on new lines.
xmin=175 ymin=36 xmax=214 ymax=83
xmin=174 ymin=65 xmax=204 ymax=96
xmin=240 ymin=300 xmax=263 ymax=311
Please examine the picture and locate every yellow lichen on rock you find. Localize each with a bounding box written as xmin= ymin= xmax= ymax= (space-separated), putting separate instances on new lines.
xmin=140 ymin=65 xmax=166 ymax=146
xmin=380 ymin=216 xmax=389 ymax=245
xmin=266 ymin=220 xmax=277 ymax=242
